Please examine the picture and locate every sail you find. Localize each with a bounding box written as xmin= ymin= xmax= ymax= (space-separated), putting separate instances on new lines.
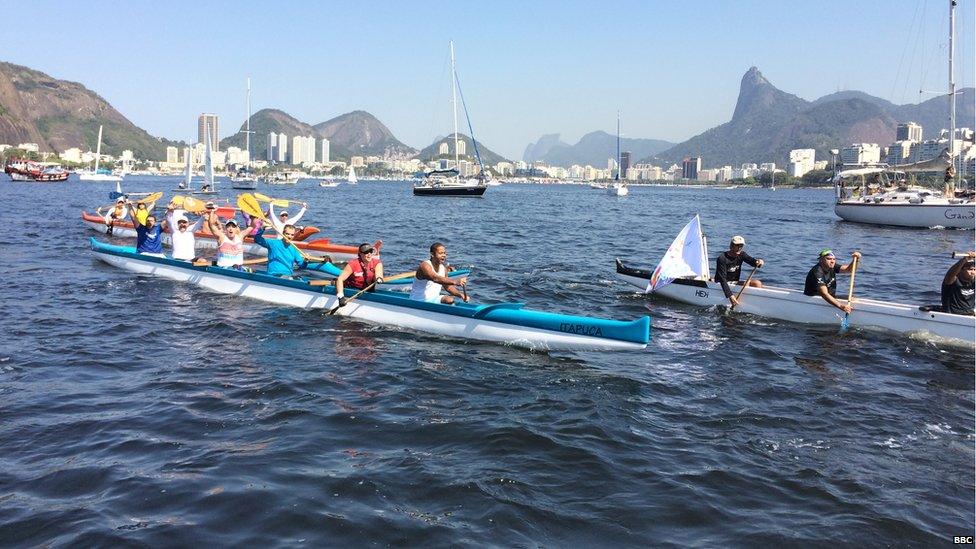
xmin=348 ymin=166 xmax=358 ymax=183
xmin=647 ymin=215 xmax=709 ymax=292
xmin=204 ymin=122 xmax=214 ymax=188
xmin=184 ymin=147 xmax=192 ymax=188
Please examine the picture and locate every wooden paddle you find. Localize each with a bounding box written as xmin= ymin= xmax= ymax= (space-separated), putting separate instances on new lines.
xmin=951 ymin=251 xmax=975 ymax=258
xmin=328 ymin=271 xmax=416 ymax=315
xmin=729 ymin=265 xmax=759 ymax=312
xmin=841 ymin=255 xmax=859 ymax=330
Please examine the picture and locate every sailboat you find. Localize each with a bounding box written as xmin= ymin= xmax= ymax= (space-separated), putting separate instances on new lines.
xmin=231 ymin=77 xmax=259 ymax=190
xmin=607 ymin=113 xmax=628 ymax=196
xmin=833 ymin=0 xmax=973 ymax=229
xmin=173 ymin=147 xmax=195 ymax=191
xmin=347 ymin=165 xmax=358 ymax=185
xmin=79 ymin=125 xmax=122 ymax=182
xmin=414 ymin=41 xmax=488 ymax=197
xmin=193 ymin=121 xmax=218 ymax=195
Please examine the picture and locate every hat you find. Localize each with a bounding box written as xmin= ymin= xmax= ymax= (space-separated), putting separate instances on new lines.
xmin=205 ymin=201 xmax=216 ymax=209
xmin=731 ymin=235 xmax=745 ymax=245
xmin=819 ymin=249 xmax=835 ymax=258
xmin=358 ymin=243 xmax=375 ymax=254
xmin=225 ymin=219 xmax=238 ymax=227
xmin=116 ymin=198 xmax=125 ymax=203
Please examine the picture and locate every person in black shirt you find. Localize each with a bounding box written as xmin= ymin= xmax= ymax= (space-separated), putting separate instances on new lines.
xmin=803 ymin=249 xmax=862 ymax=313
xmin=715 ymin=235 xmax=764 ymax=307
xmin=941 ymin=252 xmax=975 ymax=315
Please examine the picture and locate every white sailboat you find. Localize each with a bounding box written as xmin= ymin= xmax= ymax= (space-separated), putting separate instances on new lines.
xmin=607 ymin=113 xmax=628 ymax=196
xmin=193 ymin=122 xmax=218 ymax=195
xmin=833 ymin=0 xmax=973 ymax=229
xmin=347 ymin=165 xmax=358 ymax=185
xmin=231 ymin=77 xmax=258 ymax=190
xmin=79 ymin=125 xmax=122 ymax=182
xmin=173 ymin=147 xmax=194 ymax=191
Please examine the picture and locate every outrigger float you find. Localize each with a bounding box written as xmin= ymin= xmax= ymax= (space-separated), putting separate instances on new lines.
xmin=91 ymin=239 xmax=649 ymax=351
xmin=616 ymin=259 xmax=974 ymax=347
xmin=82 ymin=212 xmax=368 ymax=262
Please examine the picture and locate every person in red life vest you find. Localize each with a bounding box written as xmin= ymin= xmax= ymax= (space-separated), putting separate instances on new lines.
xmin=334 ymin=243 xmax=384 ymax=307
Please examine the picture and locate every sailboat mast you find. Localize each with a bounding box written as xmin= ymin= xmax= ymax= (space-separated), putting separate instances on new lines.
xmin=246 ymin=77 xmax=252 ymax=165
xmin=615 ymin=112 xmax=620 ymax=181
xmin=94 ymin=125 xmax=103 ymax=173
xmin=948 ymin=0 xmax=957 ymax=189
xmin=450 ymin=40 xmax=460 ymax=171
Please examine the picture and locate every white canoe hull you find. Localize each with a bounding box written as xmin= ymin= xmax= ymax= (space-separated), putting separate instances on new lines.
xmin=616 ymin=261 xmax=974 ymax=346
xmin=92 ymin=246 xmax=647 ymax=351
xmin=83 ymin=218 xmax=357 ymax=262
xmin=834 ymin=202 xmax=975 ymax=229
xmin=79 ymin=173 xmax=123 ymax=182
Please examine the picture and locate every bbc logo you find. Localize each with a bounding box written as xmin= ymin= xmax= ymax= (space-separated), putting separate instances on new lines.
xmin=953 ymin=536 xmax=974 ymax=544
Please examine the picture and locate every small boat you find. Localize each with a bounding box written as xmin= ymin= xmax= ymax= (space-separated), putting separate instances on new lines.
xmin=192 ymin=122 xmax=219 ymax=195
xmin=319 ymin=179 xmax=340 ymax=188
xmin=230 ymin=174 xmax=258 ymax=190
xmin=91 ymin=238 xmax=649 ymax=351
xmin=172 ymin=147 xmax=196 ymax=191
xmin=589 ymin=182 xmax=608 ymax=190
xmin=347 ymin=166 xmax=358 ymax=185
xmin=78 ymin=126 xmax=123 ymax=182
xmin=230 ymin=77 xmax=259 ymax=191
xmin=607 ymin=113 xmax=628 ymax=196
xmin=81 ymin=212 xmax=369 ymax=262
xmin=4 ymin=159 xmax=70 ymax=182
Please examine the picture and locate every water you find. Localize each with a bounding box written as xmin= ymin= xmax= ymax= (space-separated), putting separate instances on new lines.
xmin=1 ymin=177 xmax=973 ymax=546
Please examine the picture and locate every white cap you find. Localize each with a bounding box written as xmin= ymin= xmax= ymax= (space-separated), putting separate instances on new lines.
xmin=731 ymin=235 xmax=746 ymax=245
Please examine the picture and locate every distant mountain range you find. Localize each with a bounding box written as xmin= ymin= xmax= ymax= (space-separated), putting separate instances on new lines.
xmin=523 ymin=131 xmax=674 ymax=167
xmin=644 ymin=67 xmax=976 ymax=168
xmin=0 ymin=62 xmax=182 ymax=159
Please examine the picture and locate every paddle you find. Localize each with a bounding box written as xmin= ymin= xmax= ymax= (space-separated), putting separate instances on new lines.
xmin=328 ymin=271 xmax=416 ymax=315
xmin=729 ymin=265 xmax=759 ymax=312
xmin=252 ymin=192 xmax=291 ymax=207
xmin=237 ymin=192 xmax=324 ymax=264
xmin=461 ymin=280 xmax=468 ymax=302
xmin=951 ymin=251 xmax=975 ymax=258
xmin=137 ymin=191 xmax=163 ymax=205
xmin=841 ymin=255 xmax=859 ymax=330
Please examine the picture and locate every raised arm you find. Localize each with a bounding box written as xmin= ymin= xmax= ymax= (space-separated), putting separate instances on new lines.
xmin=944 ymin=252 xmax=976 ymax=285
xmin=269 ymin=203 xmax=284 ymax=233
xmin=289 ymin=202 xmax=308 ymax=225
xmin=839 ymin=251 xmax=862 ymax=273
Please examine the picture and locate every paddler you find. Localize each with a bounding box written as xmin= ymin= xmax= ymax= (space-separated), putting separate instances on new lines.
xmin=165 ymin=204 xmax=204 ymax=261
xmin=941 ymin=252 xmax=975 ymax=315
xmin=803 ymin=249 xmax=862 ymax=313
xmin=334 ymin=243 xmax=384 ymax=307
xmin=268 ymin=202 xmax=308 ymax=233
xmin=127 ymin=200 xmax=165 ymax=257
xmin=715 ymin=235 xmax=764 ymax=307
xmin=100 ymin=198 xmax=128 ymax=235
xmin=206 ymin=209 xmax=246 ymax=268
xmin=252 ymin=224 xmax=329 ymax=277
xmin=409 ymin=242 xmax=468 ymax=304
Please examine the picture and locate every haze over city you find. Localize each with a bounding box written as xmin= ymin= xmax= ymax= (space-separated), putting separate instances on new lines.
xmin=9 ymin=0 xmax=975 ymax=159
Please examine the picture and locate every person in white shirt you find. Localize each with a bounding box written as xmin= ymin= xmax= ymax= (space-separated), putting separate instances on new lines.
xmin=164 ymin=205 xmax=204 ymax=261
xmin=409 ymin=242 xmax=468 ymax=304
xmin=268 ymin=202 xmax=308 ymax=233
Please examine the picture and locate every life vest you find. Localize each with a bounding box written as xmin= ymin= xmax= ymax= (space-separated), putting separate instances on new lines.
xmin=347 ymin=257 xmax=380 ymax=289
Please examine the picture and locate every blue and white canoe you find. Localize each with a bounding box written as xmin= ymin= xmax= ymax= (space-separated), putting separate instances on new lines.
xmin=90 ymin=239 xmax=649 ymax=351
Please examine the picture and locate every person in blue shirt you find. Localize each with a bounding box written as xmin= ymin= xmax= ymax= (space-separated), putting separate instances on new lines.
xmin=127 ymin=201 xmax=165 ymax=257
xmin=253 ymin=223 xmax=330 ymax=277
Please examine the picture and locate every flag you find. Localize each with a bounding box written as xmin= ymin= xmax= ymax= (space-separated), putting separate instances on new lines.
xmin=646 ymin=215 xmax=709 ymax=292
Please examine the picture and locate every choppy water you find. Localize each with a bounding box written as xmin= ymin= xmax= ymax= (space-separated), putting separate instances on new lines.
xmin=1 ymin=176 xmax=973 ymax=546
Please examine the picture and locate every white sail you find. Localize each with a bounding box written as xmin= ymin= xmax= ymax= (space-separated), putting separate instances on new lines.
xmin=94 ymin=125 xmax=103 ymax=173
xmin=183 ymin=147 xmax=193 ymax=188
xmin=646 ymin=215 xmax=709 ymax=292
xmin=348 ymin=166 xmax=358 ymax=184
xmin=204 ymin=122 xmax=215 ymax=190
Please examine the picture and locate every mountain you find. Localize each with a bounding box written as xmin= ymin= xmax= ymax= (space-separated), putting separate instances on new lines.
xmin=524 ymin=131 xmax=675 ymax=167
xmin=646 ymin=66 xmax=976 ymax=168
xmin=221 ymin=109 xmax=415 ymax=161
xmin=416 ymin=133 xmax=509 ymax=166
xmin=0 ymin=61 xmax=179 ymax=159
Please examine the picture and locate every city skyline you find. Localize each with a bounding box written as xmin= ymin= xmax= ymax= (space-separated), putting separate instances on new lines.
xmin=8 ymin=0 xmax=975 ymax=160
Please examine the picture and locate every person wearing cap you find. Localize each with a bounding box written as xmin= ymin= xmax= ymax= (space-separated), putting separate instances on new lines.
xmin=126 ymin=200 xmax=165 ymax=257
xmin=252 ymin=223 xmax=330 ymax=277
xmin=409 ymin=242 xmax=468 ymax=304
xmin=100 ymin=198 xmax=128 ymax=235
xmin=334 ymin=243 xmax=384 ymax=306
xmin=714 ymin=235 xmax=764 ymax=307
xmin=268 ymin=202 xmax=308 ymax=234
xmin=165 ymin=204 xmax=204 ymax=261
xmin=206 ymin=208 xmax=245 ymax=267
xmin=941 ymin=252 xmax=976 ymax=315
xmin=803 ymin=249 xmax=862 ymax=313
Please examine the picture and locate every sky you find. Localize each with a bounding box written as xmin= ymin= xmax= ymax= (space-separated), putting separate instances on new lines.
xmin=8 ymin=0 xmax=975 ymax=160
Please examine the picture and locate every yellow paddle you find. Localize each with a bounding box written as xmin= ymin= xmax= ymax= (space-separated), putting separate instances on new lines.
xmin=327 ymin=271 xmax=416 ymax=314
xmin=253 ymin=192 xmax=291 ymax=207
xmin=137 ymin=191 xmax=163 ymax=204
xmin=237 ymin=193 xmax=325 ymax=264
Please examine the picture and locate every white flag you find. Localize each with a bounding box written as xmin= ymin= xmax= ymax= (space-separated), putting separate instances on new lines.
xmin=646 ymin=215 xmax=709 ymax=292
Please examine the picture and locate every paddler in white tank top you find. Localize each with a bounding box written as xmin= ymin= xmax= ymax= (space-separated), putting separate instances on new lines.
xmin=409 ymin=242 xmax=468 ymax=304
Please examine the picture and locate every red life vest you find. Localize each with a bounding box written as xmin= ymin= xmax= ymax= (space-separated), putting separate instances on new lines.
xmin=347 ymin=257 xmax=380 ymax=289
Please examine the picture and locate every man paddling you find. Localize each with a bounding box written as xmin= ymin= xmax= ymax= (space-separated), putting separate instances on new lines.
xmin=409 ymin=242 xmax=468 ymax=304
xmin=803 ymin=249 xmax=861 ymax=313
xmin=252 ymin=224 xmax=329 ymax=277
xmin=715 ymin=235 xmax=764 ymax=307
xmin=335 ymin=243 xmax=384 ymax=307
xmin=127 ymin=201 xmax=165 ymax=257
xmin=941 ymin=252 xmax=975 ymax=315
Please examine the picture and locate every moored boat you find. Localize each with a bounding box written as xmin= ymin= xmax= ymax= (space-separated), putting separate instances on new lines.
xmin=615 ymin=258 xmax=974 ymax=346
xmin=5 ymin=159 xmax=70 ymax=182
xmin=90 ymin=238 xmax=649 ymax=351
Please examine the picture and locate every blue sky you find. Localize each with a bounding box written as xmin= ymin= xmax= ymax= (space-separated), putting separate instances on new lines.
xmin=9 ymin=0 xmax=974 ymax=159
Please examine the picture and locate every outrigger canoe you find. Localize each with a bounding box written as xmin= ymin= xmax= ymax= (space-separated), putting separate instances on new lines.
xmin=616 ymin=259 xmax=974 ymax=346
xmin=82 ymin=212 xmax=367 ymax=261
xmin=89 ymin=238 xmax=650 ymax=351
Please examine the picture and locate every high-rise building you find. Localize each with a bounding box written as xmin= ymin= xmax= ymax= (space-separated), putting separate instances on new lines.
xmin=682 ymin=157 xmax=701 ymax=180
xmin=620 ymin=151 xmax=631 ymax=177
xmin=165 ymin=146 xmax=179 ymax=164
xmin=456 ymin=139 xmax=466 ymax=156
xmin=788 ymin=148 xmax=816 ymax=177
xmin=896 ymin=122 xmax=922 ymax=142
xmin=290 ymin=135 xmax=316 ymax=165
xmin=276 ymin=133 xmax=288 ymax=163
xmin=438 ymin=142 xmax=450 ymax=156
xmin=198 ymin=114 xmax=219 ymax=151
xmin=267 ymin=132 xmax=278 ymax=161
xmin=320 ymin=138 xmax=330 ymax=163
xmin=840 ymin=143 xmax=881 ymax=166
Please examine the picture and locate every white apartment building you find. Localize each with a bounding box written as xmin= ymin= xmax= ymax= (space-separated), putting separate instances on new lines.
xmin=276 ymin=133 xmax=288 ymax=163
xmin=17 ymin=143 xmax=39 ymax=153
xmin=840 ymin=143 xmax=881 ymax=166
xmin=715 ymin=165 xmax=733 ymax=182
xmin=60 ymin=147 xmax=82 ymax=163
xmin=438 ymin=142 xmax=449 ymax=156
xmin=788 ymin=148 xmax=816 ymax=177
xmin=885 ymin=141 xmax=914 ymax=165
xmin=165 ymin=146 xmax=179 ymax=164
xmin=320 ymin=139 xmax=330 ymax=163
xmin=350 ymin=156 xmax=365 ymax=168
xmin=290 ymin=135 xmax=316 ymax=165
xmin=225 ymin=146 xmax=249 ymax=166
